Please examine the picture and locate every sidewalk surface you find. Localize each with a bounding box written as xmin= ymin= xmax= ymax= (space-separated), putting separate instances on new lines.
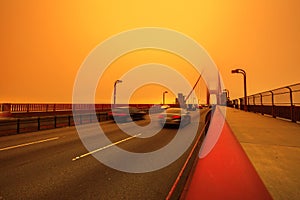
xmin=225 ymin=107 xmax=300 ymax=200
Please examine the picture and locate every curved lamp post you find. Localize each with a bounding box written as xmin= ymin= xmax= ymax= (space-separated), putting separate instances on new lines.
xmin=223 ymin=89 xmax=230 ymax=100
xmin=114 ymin=80 xmax=123 ymax=106
xmin=223 ymin=89 xmax=230 ymax=106
xmin=163 ymin=91 xmax=168 ymax=105
xmin=231 ymin=68 xmax=247 ymax=111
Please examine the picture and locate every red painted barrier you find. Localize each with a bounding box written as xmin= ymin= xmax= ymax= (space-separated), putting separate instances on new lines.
xmin=183 ymin=108 xmax=272 ymax=200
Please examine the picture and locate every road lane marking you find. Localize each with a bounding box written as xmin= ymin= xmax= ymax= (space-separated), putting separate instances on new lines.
xmin=72 ymin=133 xmax=142 ymax=161
xmin=0 ymin=137 xmax=59 ymax=151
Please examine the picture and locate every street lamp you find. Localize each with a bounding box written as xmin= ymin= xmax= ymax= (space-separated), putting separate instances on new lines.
xmin=223 ymin=89 xmax=230 ymax=100
xmin=163 ymin=91 xmax=168 ymax=105
xmin=231 ymin=68 xmax=247 ymax=111
xmin=114 ymin=79 xmax=122 ymax=106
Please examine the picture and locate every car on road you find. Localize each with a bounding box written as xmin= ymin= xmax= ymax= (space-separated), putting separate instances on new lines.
xmin=108 ymin=106 xmax=146 ymax=122
xmin=158 ymin=108 xmax=191 ymax=127
xmin=160 ymin=105 xmax=170 ymax=110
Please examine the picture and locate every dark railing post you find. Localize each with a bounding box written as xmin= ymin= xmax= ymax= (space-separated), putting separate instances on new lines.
xmin=247 ymin=96 xmax=250 ymax=111
xmin=97 ymin=113 xmax=101 ymax=122
xmin=68 ymin=115 xmax=71 ymax=126
xmin=239 ymin=98 xmax=244 ymax=111
xmin=54 ymin=116 xmax=57 ymax=128
xmin=287 ymin=87 xmax=295 ymax=122
xmin=38 ymin=117 xmax=40 ymax=131
xmin=253 ymin=95 xmax=256 ymax=112
xmin=17 ymin=119 xmax=20 ymax=134
xmin=260 ymin=93 xmax=263 ymax=115
xmin=244 ymin=71 xmax=247 ymax=111
xmin=269 ymin=91 xmax=275 ymax=118
xmin=96 ymin=113 xmax=99 ymax=122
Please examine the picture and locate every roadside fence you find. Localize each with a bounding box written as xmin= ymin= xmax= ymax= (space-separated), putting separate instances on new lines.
xmin=231 ymin=83 xmax=300 ymax=122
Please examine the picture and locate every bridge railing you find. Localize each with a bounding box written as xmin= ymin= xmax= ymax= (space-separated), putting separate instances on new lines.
xmin=0 ymin=103 xmax=175 ymax=136
xmin=0 ymin=112 xmax=109 ymax=136
xmin=0 ymin=103 xmax=159 ymax=115
xmin=231 ymin=83 xmax=300 ymax=122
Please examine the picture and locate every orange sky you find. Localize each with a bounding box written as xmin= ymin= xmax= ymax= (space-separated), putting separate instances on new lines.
xmin=0 ymin=1 xmax=299 ymax=104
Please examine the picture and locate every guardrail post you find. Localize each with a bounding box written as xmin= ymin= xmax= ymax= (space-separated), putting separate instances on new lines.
xmin=260 ymin=93 xmax=263 ymax=115
xmin=68 ymin=115 xmax=71 ymax=126
xmin=239 ymin=98 xmax=243 ymax=111
xmin=17 ymin=119 xmax=20 ymax=134
xmin=38 ymin=117 xmax=40 ymax=131
xmin=97 ymin=113 xmax=100 ymax=122
xmin=287 ymin=87 xmax=296 ymax=122
xmin=270 ymin=91 xmax=275 ymax=118
xmin=54 ymin=116 xmax=57 ymax=128
xmin=235 ymin=99 xmax=239 ymax=109
xmin=291 ymin=105 xmax=296 ymax=122
xmin=251 ymin=95 xmax=255 ymax=113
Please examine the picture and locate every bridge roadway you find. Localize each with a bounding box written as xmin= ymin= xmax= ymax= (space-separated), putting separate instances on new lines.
xmin=0 ymin=109 xmax=208 ymax=200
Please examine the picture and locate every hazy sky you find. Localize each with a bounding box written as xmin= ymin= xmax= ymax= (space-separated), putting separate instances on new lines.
xmin=1 ymin=0 xmax=299 ymax=104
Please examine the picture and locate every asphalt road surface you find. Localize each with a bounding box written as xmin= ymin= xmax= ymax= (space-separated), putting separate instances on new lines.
xmin=0 ymin=109 xmax=208 ymax=200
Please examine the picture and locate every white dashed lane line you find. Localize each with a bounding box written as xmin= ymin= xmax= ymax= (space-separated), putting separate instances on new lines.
xmin=72 ymin=133 xmax=142 ymax=161
xmin=0 ymin=137 xmax=60 ymax=151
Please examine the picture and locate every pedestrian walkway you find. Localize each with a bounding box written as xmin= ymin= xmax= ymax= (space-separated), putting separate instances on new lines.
xmin=226 ymin=107 xmax=300 ymax=200
xmin=183 ymin=106 xmax=300 ymax=200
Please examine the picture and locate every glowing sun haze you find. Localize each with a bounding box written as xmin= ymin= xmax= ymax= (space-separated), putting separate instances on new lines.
xmin=0 ymin=1 xmax=299 ymax=103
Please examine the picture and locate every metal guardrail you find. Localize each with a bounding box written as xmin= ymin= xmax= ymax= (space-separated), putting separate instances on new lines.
xmin=0 ymin=103 xmax=156 ymax=113
xmin=231 ymin=83 xmax=300 ymax=122
xmin=0 ymin=104 xmax=179 ymax=136
xmin=0 ymin=112 xmax=109 ymax=136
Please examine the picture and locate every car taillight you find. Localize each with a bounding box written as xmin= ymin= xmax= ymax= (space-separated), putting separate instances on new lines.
xmin=115 ymin=113 xmax=127 ymax=117
xmin=158 ymin=114 xmax=165 ymax=119
xmin=172 ymin=115 xmax=181 ymax=119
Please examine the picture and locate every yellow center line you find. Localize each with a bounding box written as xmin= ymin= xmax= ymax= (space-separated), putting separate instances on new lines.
xmin=72 ymin=133 xmax=142 ymax=161
xmin=0 ymin=137 xmax=60 ymax=151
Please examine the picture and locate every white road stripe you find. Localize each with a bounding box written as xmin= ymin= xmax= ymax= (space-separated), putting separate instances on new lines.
xmin=72 ymin=133 xmax=142 ymax=161
xmin=0 ymin=137 xmax=59 ymax=151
